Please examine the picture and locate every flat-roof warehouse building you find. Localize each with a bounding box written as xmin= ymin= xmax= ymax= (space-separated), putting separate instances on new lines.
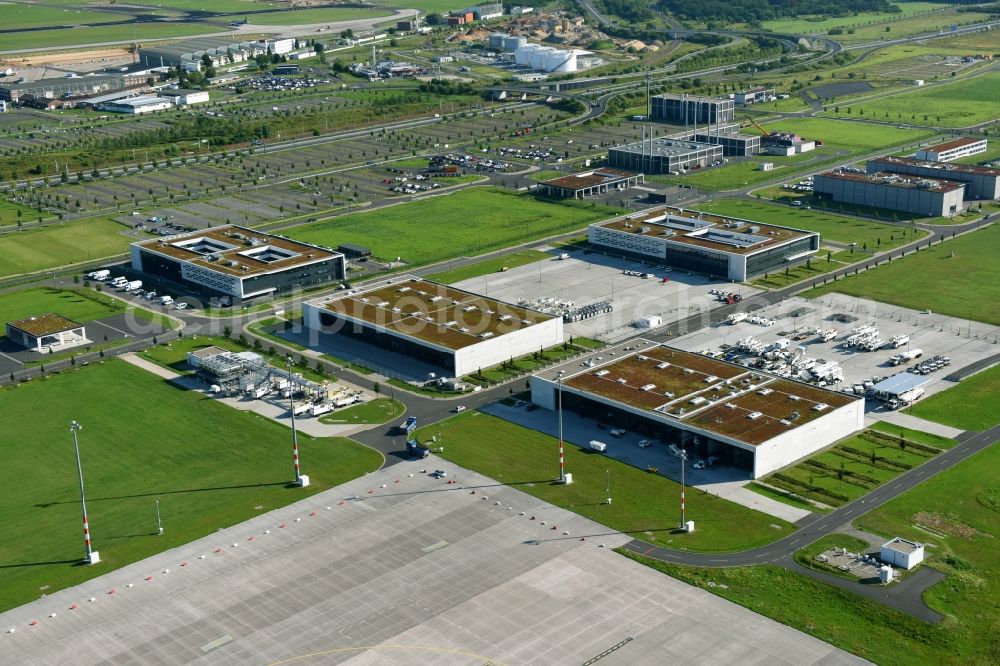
xmin=304 ymin=277 xmax=563 ymax=377
xmin=588 ymin=207 xmax=819 ymax=281
xmin=130 ymin=225 xmax=345 ymax=302
xmin=532 ymin=340 xmax=863 ymax=478
xmin=814 ymin=169 xmax=966 ymax=217
xmin=867 ymin=156 xmax=1000 ymax=200
xmin=608 ymin=138 xmax=723 ymax=174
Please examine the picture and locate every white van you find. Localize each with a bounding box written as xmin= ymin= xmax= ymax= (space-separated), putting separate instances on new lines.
xmin=609 ymin=428 xmax=627 ymax=438
xmin=589 ymin=440 xmax=607 ymax=453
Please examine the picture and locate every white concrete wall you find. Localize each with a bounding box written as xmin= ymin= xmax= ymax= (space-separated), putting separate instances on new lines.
xmin=130 ymin=245 xmax=145 ymax=272
xmin=752 ymin=397 xmax=865 ymax=478
xmin=454 ymin=316 xmax=563 ymax=376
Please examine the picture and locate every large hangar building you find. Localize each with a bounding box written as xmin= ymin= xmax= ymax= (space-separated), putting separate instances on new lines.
xmin=587 ymin=207 xmax=819 ymax=281
xmin=867 ymin=156 xmax=1000 ymax=200
xmin=304 ymin=277 xmax=563 ymax=377
xmin=532 ymin=340 xmax=863 ymax=479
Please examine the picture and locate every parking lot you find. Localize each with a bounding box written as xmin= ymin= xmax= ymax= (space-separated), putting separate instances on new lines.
xmin=452 ymin=249 xmax=761 ymax=342
xmin=666 ymin=293 xmax=1000 ymax=405
xmin=0 ymin=462 xmax=865 ymax=665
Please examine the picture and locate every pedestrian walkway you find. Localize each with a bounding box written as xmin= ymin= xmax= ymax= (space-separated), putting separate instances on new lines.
xmin=868 ymin=411 xmax=964 ymax=439
xmin=120 ymin=352 xmax=181 ymax=381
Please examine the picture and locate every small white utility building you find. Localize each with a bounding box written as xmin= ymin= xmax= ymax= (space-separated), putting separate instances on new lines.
xmin=880 ymin=537 xmax=924 ymax=569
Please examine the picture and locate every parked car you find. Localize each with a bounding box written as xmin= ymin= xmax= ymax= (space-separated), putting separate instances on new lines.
xmin=638 ymin=439 xmax=653 ymax=448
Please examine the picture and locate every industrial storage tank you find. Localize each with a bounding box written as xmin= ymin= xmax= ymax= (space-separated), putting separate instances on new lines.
xmin=514 ymin=43 xmax=539 ymax=66
xmin=545 ymin=48 xmax=577 ymax=73
xmin=530 ymin=46 xmax=554 ymax=71
xmin=504 ymin=35 xmax=527 ymax=52
xmin=488 ymin=33 xmax=508 ymax=50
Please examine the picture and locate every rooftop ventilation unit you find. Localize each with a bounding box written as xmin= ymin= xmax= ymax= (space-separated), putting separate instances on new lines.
xmin=479 ymin=332 xmax=495 ymax=339
xmin=704 ymin=375 xmax=718 ymax=383
xmin=779 ymin=419 xmax=791 ymax=426
xmin=444 ymin=320 xmax=457 ymax=326
xmin=637 ymin=355 xmax=649 ymax=361
xmin=788 ymin=395 xmax=799 ymax=401
xmin=664 ymin=391 xmax=675 ymax=398
xmin=683 ymin=368 xmax=694 ymax=375
xmin=690 ymin=396 xmax=706 ymax=406
xmin=725 ymin=402 xmax=737 ymax=409
xmin=641 ymin=384 xmax=656 ymax=391
xmin=595 ymin=369 xmax=610 ymax=377
xmin=391 ymin=307 xmax=401 ymax=313
xmin=747 ymin=411 xmax=763 ymax=420
xmin=377 ymin=301 xmax=389 ymax=308
xmin=430 ymin=296 xmax=443 ymax=302
xmin=463 ymin=306 xmax=477 ymax=312
xmin=459 ymin=327 xmax=469 ymax=333
xmin=757 ymin=388 xmax=773 ymax=396
xmin=657 ymin=362 xmax=670 ymax=369
xmin=812 ymin=403 xmax=829 ymax=412
xmin=397 ymin=286 xmax=411 ymax=293
xmin=617 ymin=378 xmax=627 ymax=384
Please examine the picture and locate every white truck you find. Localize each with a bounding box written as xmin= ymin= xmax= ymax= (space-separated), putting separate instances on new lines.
xmin=110 ymin=276 xmax=128 ymax=288
xmin=87 ymin=269 xmax=110 ymax=281
xmin=309 ymin=403 xmax=333 ymax=417
xmin=160 ymin=295 xmax=174 ymax=306
xmin=888 ymin=388 xmax=924 ymax=409
xmin=885 ymin=335 xmax=910 ymax=349
xmin=293 ymin=402 xmax=312 ymax=416
xmin=123 ymin=280 xmax=142 ymax=292
xmin=890 ymin=349 xmax=922 ymax=366
xmin=589 ymin=440 xmax=607 ymax=453
xmin=726 ymin=312 xmax=748 ymax=325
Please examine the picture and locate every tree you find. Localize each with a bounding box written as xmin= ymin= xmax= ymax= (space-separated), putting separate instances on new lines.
xmin=372 ymin=382 xmax=381 ymax=395
xmin=223 ymin=325 xmax=232 ymax=338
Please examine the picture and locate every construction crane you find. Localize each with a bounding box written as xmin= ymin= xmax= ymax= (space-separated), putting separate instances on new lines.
xmin=749 ymin=118 xmax=770 ymax=138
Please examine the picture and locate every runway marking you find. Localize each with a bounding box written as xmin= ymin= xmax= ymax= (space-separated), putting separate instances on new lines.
xmin=421 ymin=540 xmax=448 ymax=553
xmin=642 ymin=546 xmax=657 ymax=555
xmin=268 ymin=645 xmax=510 ymax=665
xmin=582 ymin=637 xmax=633 ymax=665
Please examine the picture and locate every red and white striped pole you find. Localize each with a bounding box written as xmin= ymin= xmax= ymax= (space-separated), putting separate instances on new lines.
xmin=680 ymin=448 xmax=687 ymax=529
xmin=287 ymin=357 xmax=302 ymax=485
xmin=70 ymin=421 xmax=95 ymax=564
xmin=557 ymin=376 xmax=565 ymax=482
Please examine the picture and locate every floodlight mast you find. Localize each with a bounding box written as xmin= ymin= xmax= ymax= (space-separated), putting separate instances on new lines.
xmin=70 ymin=420 xmax=97 ymax=564
xmin=679 ymin=447 xmax=688 ymax=528
xmin=557 ymin=375 xmax=565 ymax=482
xmin=287 ymin=356 xmax=302 ymax=485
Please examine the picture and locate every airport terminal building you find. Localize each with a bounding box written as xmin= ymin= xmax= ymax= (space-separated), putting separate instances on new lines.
xmin=532 ymin=340 xmax=864 ymax=479
xmin=587 ymin=207 xmax=819 ymax=281
xmin=130 ymin=226 xmax=345 ymax=302
xmin=304 ymin=277 xmax=563 ymax=377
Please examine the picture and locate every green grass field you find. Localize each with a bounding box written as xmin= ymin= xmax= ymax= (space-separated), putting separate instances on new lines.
xmin=764 ymin=427 xmax=949 ymax=508
xmin=0 ymin=287 xmax=124 ymax=332
xmin=619 ymin=551 xmax=947 ymax=665
xmin=319 ymin=398 xmax=405 ymax=425
xmin=905 ymin=364 xmax=1000 ymax=431
xmin=0 ymin=22 xmax=222 ymax=51
xmin=288 ymin=189 xmax=617 ymax=266
xmin=426 ymin=250 xmax=551 ymax=284
xmin=805 ymin=224 xmax=1000 ymax=327
xmin=415 ymin=412 xmax=794 ymax=552
xmin=852 ymin=442 xmax=1000 ymax=664
xmin=0 ymin=360 xmax=382 ymax=613
xmin=246 ymin=7 xmax=389 ymax=25
xmin=760 ymin=2 xmax=949 ymax=35
xmin=0 ymin=219 xmax=133 ymax=278
xmin=763 ymin=117 xmax=932 ymax=153
xmin=693 ymin=199 xmax=919 ymax=249
xmin=0 ymin=201 xmax=43 ymax=228
xmin=823 ymin=73 xmax=1000 ymax=127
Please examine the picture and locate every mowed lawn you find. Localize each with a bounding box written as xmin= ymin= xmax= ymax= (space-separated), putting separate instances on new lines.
xmin=0 ymin=287 xmax=124 ymax=336
xmin=763 ymin=117 xmax=933 ymax=153
xmin=0 ymin=361 xmax=382 ymax=613
xmin=760 ymin=2 xmax=949 ymax=35
xmin=621 ymin=441 xmax=1000 ymax=665
xmin=0 ymin=219 xmax=133 ymax=278
xmin=693 ymin=199 xmax=919 ymax=249
xmin=805 ymin=224 xmax=1000 ymax=327
xmin=823 ymin=72 xmax=1000 ymax=127
xmin=906 ymin=364 xmax=1000 ymax=431
xmin=854 ymin=443 xmax=1000 ymax=664
xmin=287 ymin=189 xmax=616 ymax=265
xmin=0 ymin=22 xmax=222 ymax=51
xmin=415 ymin=412 xmax=794 ymax=552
